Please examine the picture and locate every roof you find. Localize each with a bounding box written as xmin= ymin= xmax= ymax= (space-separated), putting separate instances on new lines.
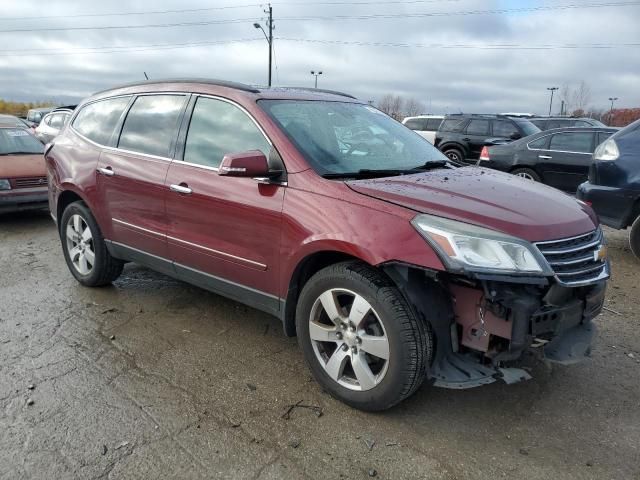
xmin=92 ymin=78 xmax=357 ymax=102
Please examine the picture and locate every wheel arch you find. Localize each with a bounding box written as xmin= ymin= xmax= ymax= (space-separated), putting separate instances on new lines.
xmin=282 ymin=250 xmax=369 ymax=337
xmin=56 ymin=188 xmax=89 ymax=231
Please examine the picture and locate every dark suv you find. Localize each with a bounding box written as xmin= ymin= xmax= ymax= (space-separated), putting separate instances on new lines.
xmin=578 ymin=118 xmax=640 ymax=258
xmin=434 ymin=114 xmax=540 ymax=163
xmin=47 ymin=79 xmax=608 ymax=411
xmin=530 ymin=116 xmax=606 ymax=131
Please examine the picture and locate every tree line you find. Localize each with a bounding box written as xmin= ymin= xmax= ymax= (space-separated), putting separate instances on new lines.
xmin=0 ymin=99 xmax=55 ymax=118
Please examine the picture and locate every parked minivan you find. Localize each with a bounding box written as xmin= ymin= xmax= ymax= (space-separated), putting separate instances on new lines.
xmin=47 ymin=79 xmax=609 ymax=411
xmin=578 ymin=118 xmax=640 ymax=258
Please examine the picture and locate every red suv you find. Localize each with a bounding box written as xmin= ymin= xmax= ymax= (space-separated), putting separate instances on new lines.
xmin=47 ymin=79 xmax=609 ymax=411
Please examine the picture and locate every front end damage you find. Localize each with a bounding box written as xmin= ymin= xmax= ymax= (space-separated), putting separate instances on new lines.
xmin=384 ymin=263 xmax=607 ymax=389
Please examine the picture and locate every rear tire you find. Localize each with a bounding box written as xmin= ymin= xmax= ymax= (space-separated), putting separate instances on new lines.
xmin=60 ymin=201 xmax=124 ymax=286
xmin=629 ymin=215 xmax=640 ymax=260
xmin=296 ymin=261 xmax=432 ymax=411
xmin=443 ymin=147 xmax=464 ymax=163
xmin=511 ymin=167 xmax=541 ymax=182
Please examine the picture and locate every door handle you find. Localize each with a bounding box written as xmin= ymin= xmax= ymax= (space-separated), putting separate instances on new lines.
xmin=538 ymin=155 xmax=552 ymax=159
xmin=462 ymin=138 xmax=470 ymax=141
xmin=97 ymin=166 xmax=114 ymax=176
xmin=170 ymin=184 xmax=193 ymax=195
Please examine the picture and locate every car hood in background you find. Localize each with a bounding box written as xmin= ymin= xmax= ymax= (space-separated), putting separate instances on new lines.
xmin=346 ymin=167 xmax=597 ymax=242
xmin=0 ymin=154 xmax=46 ymax=178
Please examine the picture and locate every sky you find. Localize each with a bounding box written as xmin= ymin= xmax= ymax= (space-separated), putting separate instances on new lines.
xmin=1 ymin=0 xmax=639 ymax=115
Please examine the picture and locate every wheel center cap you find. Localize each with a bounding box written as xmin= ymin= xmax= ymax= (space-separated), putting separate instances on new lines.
xmin=344 ymin=330 xmax=357 ymax=346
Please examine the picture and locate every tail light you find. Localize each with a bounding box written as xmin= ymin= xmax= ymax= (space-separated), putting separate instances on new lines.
xmin=479 ymin=146 xmax=490 ymax=161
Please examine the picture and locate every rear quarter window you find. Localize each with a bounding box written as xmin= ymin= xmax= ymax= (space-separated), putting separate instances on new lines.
xmin=404 ymin=118 xmax=426 ymax=131
xmin=72 ymin=96 xmax=131 ymax=146
xmin=439 ymin=118 xmax=465 ymax=132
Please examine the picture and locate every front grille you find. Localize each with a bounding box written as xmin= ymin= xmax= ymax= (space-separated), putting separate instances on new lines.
xmin=14 ymin=176 xmax=47 ymax=188
xmin=535 ymin=229 xmax=608 ymax=286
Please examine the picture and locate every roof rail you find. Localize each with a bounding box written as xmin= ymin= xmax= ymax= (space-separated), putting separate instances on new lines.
xmin=266 ymin=86 xmax=357 ymax=99
xmin=93 ymin=78 xmax=261 ymax=95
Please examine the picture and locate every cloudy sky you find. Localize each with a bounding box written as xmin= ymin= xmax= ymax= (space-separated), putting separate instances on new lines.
xmin=1 ymin=0 xmax=639 ymax=114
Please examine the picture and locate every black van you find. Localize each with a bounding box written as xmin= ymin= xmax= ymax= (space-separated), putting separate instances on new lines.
xmin=577 ymin=118 xmax=640 ymax=258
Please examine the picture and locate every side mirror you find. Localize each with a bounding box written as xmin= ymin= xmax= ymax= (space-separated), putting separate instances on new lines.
xmin=218 ymin=150 xmax=271 ymax=177
xmin=509 ymin=132 xmax=521 ymax=140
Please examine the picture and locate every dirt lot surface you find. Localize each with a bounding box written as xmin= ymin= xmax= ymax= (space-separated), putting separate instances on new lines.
xmin=1 ymin=212 xmax=638 ymax=480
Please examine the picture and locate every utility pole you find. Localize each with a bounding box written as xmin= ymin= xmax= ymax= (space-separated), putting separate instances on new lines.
xmin=608 ymin=97 xmax=618 ymax=125
xmin=547 ymin=87 xmax=558 ymax=116
xmin=310 ymin=70 xmax=323 ymax=88
xmin=560 ymin=100 xmax=565 ymax=116
xmin=253 ymin=4 xmax=273 ymax=87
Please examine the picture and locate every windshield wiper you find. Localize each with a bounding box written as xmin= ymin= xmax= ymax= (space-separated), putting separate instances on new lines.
xmin=321 ymin=160 xmax=453 ymax=179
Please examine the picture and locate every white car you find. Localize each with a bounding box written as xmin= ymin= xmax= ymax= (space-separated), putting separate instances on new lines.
xmin=34 ymin=109 xmax=73 ymax=144
xmin=402 ymin=115 xmax=444 ymax=144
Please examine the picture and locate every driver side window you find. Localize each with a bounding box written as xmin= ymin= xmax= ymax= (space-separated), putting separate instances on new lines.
xmin=184 ymin=97 xmax=271 ymax=168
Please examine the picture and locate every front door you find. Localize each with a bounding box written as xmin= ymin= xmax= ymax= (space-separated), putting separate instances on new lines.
xmin=165 ymin=96 xmax=285 ymax=313
xmin=463 ymin=118 xmax=491 ymax=159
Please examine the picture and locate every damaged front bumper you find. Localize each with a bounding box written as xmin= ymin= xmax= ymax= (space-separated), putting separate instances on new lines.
xmin=384 ymin=262 xmax=607 ymax=390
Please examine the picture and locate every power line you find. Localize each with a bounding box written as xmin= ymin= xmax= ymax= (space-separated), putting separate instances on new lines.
xmin=0 ymin=4 xmax=262 ymax=22
xmin=0 ymin=1 xmax=637 ymax=33
xmin=276 ymin=1 xmax=640 ymax=22
xmin=0 ymin=38 xmax=264 ymax=57
xmin=277 ymin=37 xmax=640 ymax=50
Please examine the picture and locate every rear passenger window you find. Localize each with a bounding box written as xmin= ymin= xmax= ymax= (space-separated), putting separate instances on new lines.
xmin=549 ymin=132 xmax=593 ymax=153
xmin=72 ymin=96 xmax=130 ymax=145
xmin=465 ymin=119 xmax=490 ymax=135
xmin=183 ymin=97 xmax=271 ymax=169
xmin=49 ymin=114 xmax=64 ymax=129
xmin=492 ymin=120 xmax=518 ymax=138
xmin=118 ymin=95 xmax=187 ymax=157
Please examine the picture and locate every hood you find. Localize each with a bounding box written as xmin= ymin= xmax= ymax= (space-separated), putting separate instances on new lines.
xmin=0 ymin=154 xmax=46 ymax=178
xmin=346 ymin=167 xmax=597 ymax=242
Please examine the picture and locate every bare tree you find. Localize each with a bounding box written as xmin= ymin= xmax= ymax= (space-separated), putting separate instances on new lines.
xmin=377 ymin=94 xmax=404 ymax=120
xmin=403 ymin=97 xmax=425 ymax=117
xmin=571 ymin=81 xmax=591 ymax=114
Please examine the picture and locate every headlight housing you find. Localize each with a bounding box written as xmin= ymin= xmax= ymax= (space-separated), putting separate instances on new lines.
xmin=593 ymin=138 xmax=619 ymax=161
xmin=411 ymin=214 xmax=550 ymax=275
xmin=0 ymin=179 xmax=11 ymax=191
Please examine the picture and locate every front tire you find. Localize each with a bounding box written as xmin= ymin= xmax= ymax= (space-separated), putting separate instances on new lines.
xmin=443 ymin=147 xmax=464 ymax=163
xmin=296 ymin=261 xmax=432 ymax=411
xmin=629 ymin=215 xmax=640 ymax=259
xmin=60 ymin=201 xmax=124 ymax=286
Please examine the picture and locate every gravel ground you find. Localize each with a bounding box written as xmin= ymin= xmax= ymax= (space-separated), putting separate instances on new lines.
xmin=1 ymin=211 xmax=638 ymax=480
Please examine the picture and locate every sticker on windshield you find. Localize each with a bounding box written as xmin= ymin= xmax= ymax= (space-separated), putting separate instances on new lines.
xmin=6 ymin=130 xmax=29 ymax=137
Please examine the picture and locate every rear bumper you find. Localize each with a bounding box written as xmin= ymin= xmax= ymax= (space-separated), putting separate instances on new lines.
xmin=577 ymin=181 xmax=635 ymax=229
xmin=0 ymin=189 xmax=49 ymax=214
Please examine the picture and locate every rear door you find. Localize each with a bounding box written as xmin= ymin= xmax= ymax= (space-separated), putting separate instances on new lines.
xmin=463 ymin=119 xmax=490 ymax=158
xmin=165 ymin=95 xmax=285 ymax=311
xmin=96 ymin=94 xmax=189 ymax=262
xmin=539 ymin=131 xmax=594 ymax=191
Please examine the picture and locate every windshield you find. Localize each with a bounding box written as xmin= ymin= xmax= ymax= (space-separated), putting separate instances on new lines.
xmin=259 ymin=100 xmax=448 ymax=176
xmin=0 ymin=128 xmax=44 ymax=155
xmin=512 ymin=118 xmax=541 ymax=137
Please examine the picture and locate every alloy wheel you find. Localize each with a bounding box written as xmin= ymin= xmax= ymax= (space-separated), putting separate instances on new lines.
xmin=65 ymin=214 xmax=95 ymax=275
xmin=445 ymin=151 xmax=460 ymax=162
xmin=308 ymin=288 xmax=389 ymax=391
xmin=515 ymin=171 xmax=535 ymax=181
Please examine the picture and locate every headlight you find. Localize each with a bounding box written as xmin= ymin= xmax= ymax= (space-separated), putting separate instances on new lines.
xmin=0 ymin=179 xmax=11 ymax=190
xmin=594 ymin=138 xmax=619 ymax=161
xmin=411 ymin=214 xmax=549 ymax=274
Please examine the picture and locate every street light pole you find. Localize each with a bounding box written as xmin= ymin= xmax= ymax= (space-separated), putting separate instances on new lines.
xmin=608 ymin=97 xmax=618 ymax=125
xmin=547 ymin=87 xmax=558 ymax=116
xmin=253 ymin=4 xmax=273 ymax=87
xmin=310 ymin=70 xmax=323 ymax=88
